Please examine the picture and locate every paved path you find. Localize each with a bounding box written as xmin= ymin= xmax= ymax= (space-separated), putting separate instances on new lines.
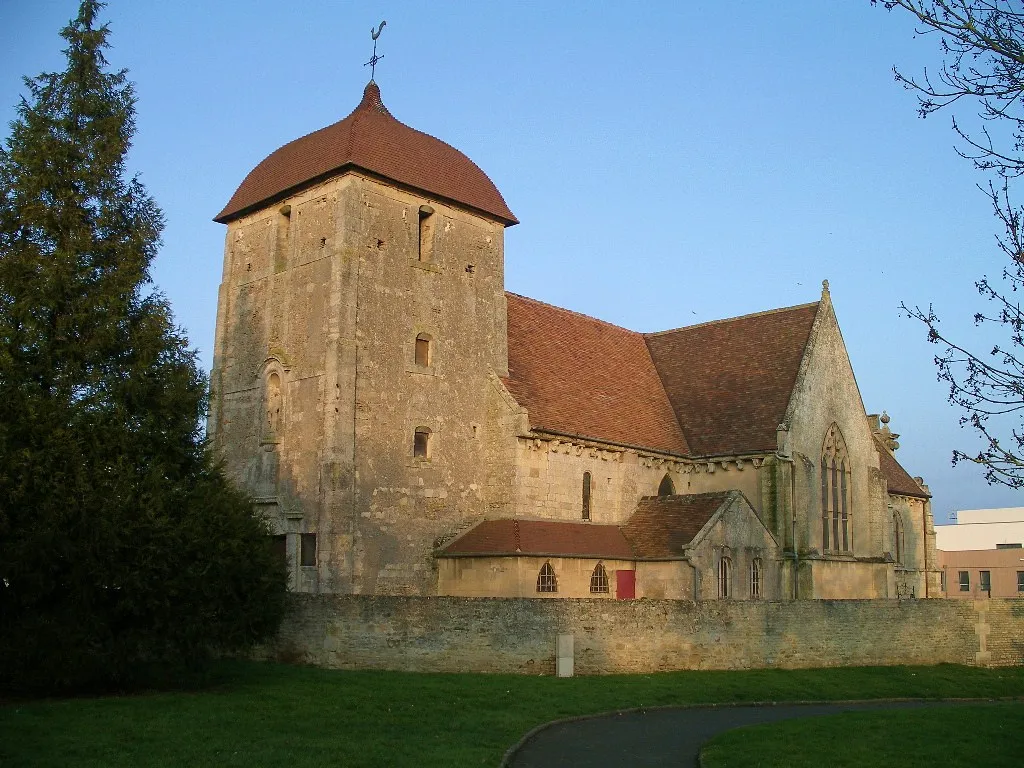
xmin=505 ymin=700 xmax=962 ymax=767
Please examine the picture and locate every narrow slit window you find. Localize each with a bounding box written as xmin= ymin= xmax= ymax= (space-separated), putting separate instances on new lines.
xmin=718 ymin=557 xmax=732 ymax=599
xmin=582 ymin=472 xmax=592 ymax=521
xmin=537 ymin=562 xmax=557 ymax=593
xmin=418 ymin=204 xmax=435 ymax=262
xmin=275 ymin=205 xmax=291 ymax=270
xmin=300 ymin=533 xmax=316 ymax=567
xmin=414 ymin=333 xmax=431 ymax=367
xmin=750 ymin=558 xmax=762 ymax=599
xmin=413 ymin=427 xmax=431 ymax=458
xmin=590 ymin=563 xmax=609 ymax=594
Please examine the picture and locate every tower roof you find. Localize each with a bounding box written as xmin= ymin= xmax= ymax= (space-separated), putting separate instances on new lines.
xmin=214 ymin=82 xmax=517 ymax=225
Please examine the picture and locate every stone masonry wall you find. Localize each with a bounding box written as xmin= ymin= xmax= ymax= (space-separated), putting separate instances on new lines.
xmin=271 ymin=595 xmax=1024 ymax=674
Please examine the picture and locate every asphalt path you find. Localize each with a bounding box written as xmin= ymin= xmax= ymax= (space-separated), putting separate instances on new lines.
xmin=504 ymin=700 xmax=963 ymax=767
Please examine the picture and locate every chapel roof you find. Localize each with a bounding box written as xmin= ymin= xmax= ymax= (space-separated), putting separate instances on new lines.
xmin=876 ymin=438 xmax=930 ymax=499
xmin=438 ymin=518 xmax=633 ymax=559
xmin=503 ymin=292 xmax=819 ymax=457
xmin=215 ymin=81 xmax=517 ymax=225
xmin=436 ymin=491 xmax=738 ymax=560
xmin=621 ymin=492 xmax=733 ymax=558
xmin=503 ymin=293 xmax=689 ymax=454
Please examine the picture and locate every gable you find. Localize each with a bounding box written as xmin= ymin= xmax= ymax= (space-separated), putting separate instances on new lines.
xmin=876 ymin=438 xmax=929 ymax=499
xmin=645 ymin=303 xmax=819 ymax=456
xmin=621 ymin=492 xmax=731 ymax=558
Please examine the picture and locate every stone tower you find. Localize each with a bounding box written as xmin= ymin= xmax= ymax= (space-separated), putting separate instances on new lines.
xmin=209 ymin=82 xmax=518 ymax=594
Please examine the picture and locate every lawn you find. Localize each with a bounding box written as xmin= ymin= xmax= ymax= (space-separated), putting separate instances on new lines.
xmin=1 ymin=662 xmax=1022 ymax=767
xmin=700 ymin=702 xmax=1024 ymax=767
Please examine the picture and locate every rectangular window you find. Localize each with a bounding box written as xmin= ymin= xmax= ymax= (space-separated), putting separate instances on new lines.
xmin=1018 ymin=571 xmax=1024 ymax=593
xmin=959 ymin=571 xmax=970 ymax=592
xmin=300 ymin=533 xmax=317 ymax=567
xmin=996 ymin=542 xmax=1022 ymax=549
xmin=413 ymin=428 xmax=430 ymax=458
xmin=582 ymin=472 xmax=592 ymax=521
xmin=271 ymin=534 xmax=287 ymax=565
xmin=940 ymin=570 xmax=946 ymax=593
xmin=980 ymin=570 xmax=991 ymax=593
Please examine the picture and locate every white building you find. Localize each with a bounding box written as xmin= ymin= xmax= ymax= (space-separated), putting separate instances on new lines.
xmin=935 ymin=508 xmax=1024 ymax=551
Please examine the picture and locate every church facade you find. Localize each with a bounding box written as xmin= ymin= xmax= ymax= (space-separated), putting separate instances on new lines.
xmin=209 ymin=82 xmax=939 ymax=602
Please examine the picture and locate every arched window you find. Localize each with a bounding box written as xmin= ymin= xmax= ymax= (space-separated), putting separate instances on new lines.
xmin=750 ymin=558 xmax=762 ymax=599
xmin=718 ymin=557 xmax=732 ymax=598
xmin=537 ymin=562 xmax=557 ymax=593
xmin=414 ymin=333 xmax=431 ymax=367
xmin=582 ymin=472 xmax=592 ymax=521
xmin=657 ymin=474 xmax=675 ymax=497
xmin=413 ymin=427 xmax=431 ymax=458
xmin=265 ymin=371 xmax=282 ymax=436
xmin=590 ymin=562 xmax=609 ymax=594
xmin=821 ymin=424 xmax=852 ymax=553
xmin=892 ymin=512 xmax=905 ymax=566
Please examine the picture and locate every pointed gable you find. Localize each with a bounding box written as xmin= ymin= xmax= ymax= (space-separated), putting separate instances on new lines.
xmin=644 ymin=303 xmax=819 ymax=456
xmin=503 ymin=293 xmax=689 ymax=454
xmin=621 ymin=492 xmax=731 ymax=558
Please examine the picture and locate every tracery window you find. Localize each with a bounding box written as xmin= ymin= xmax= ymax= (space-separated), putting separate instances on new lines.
xmin=750 ymin=558 xmax=762 ymax=599
xmin=582 ymin=472 xmax=592 ymax=521
xmin=590 ymin=562 xmax=609 ymax=594
xmin=718 ymin=556 xmax=732 ymax=599
xmin=537 ymin=562 xmax=557 ymax=593
xmin=657 ymin=474 xmax=675 ymax=497
xmin=820 ymin=423 xmax=852 ymax=553
xmin=892 ymin=511 xmax=905 ymax=566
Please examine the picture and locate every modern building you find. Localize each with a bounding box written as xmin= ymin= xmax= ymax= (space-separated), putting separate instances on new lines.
xmin=936 ymin=507 xmax=1024 ymax=598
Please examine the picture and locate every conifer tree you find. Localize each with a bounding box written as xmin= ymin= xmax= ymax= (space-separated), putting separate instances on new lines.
xmin=0 ymin=1 xmax=285 ymax=692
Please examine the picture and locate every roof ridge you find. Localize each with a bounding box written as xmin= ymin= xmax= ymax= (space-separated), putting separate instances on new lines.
xmin=645 ymin=301 xmax=820 ymax=338
xmin=505 ymin=291 xmax=642 ymax=336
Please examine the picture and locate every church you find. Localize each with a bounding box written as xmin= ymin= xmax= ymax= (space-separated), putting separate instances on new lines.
xmin=208 ymin=80 xmax=939 ymax=602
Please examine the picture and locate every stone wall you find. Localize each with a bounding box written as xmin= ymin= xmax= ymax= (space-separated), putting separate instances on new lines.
xmin=270 ymin=595 xmax=1024 ymax=674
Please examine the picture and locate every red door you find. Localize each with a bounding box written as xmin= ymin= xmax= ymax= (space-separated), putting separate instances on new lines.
xmin=615 ymin=569 xmax=636 ymax=600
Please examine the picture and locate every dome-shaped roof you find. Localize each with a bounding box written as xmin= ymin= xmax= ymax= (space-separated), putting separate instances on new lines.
xmin=214 ymin=82 xmax=517 ymax=225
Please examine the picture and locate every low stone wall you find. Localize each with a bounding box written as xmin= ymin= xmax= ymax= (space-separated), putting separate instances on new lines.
xmin=270 ymin=595 xmax=1024 ymax=674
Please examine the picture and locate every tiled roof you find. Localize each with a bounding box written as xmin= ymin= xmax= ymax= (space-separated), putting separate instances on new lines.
xmin=215 ymin=82 xmax=517 ymax=225
xmin=644 ymin=304 xmax=819 ymax=456
xmin=621 ymin=492 xmax=731 ymax=558
xmin=876 ymin=439 xmax=930 ymax=498
xmin=438 ymin=518 xmax=633 ymax=559
xmin=503 ymin=293 xmax=689 ymax=454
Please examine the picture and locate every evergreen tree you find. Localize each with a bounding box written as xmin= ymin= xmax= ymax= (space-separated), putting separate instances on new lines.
xmin=0 ymin=1 xmax=285 ymax=692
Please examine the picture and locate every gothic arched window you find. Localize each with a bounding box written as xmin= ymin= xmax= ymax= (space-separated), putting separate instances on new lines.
xmin=750 ymin=558 xmax=762 ymax=599
xmin=590 ymin=562 xmax=609 ymax=594
xmin=537 ymin=562 xmax=557 ymax=593
xmin=657 ymin=474 xmax=675 ymax=497
xmin=821 ymin=423 xmax=852 ymax=553
xmin=265 ymin=371 xmax=282 ymax=436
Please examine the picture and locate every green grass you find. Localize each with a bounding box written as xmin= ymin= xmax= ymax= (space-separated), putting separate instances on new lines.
xmin=1 ymin=662 xmax=1022 ymax=767
xmin=700 ymin=702 xmax=1024 ymax=767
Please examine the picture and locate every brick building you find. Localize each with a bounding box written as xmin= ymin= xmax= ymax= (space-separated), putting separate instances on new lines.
xmin=208 ymin=81 xmax=939 ymax=600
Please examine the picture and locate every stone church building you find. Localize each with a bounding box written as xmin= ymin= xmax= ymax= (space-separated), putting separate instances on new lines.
xmin=209 ymin=81 xmax=940 ymax=602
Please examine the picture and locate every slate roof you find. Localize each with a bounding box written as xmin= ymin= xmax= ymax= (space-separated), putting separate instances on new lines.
xmin=439 ymin=518 xmax=633 ymax=559
xmin=215 ymin=82 xmax=517 ymax=225
xmin=438 ymin=492 xmax=735 ymax=560
xmin=621 ymin=492 xmax=731 ymax=558
xmin=645 ymin=304 xmax=819 ymax=456
xmin=503 ymin=293 xmax=689 ymax=454
xmin=876 ymin=438 xmax=930 ymax=498
xmin=504 ymin=293 xmax=818 ymax=458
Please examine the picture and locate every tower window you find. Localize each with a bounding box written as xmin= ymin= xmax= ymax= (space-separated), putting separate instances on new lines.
xmin=300 ymin=533 xmax=316 ymax=567
xmin=414 ymin=333 xmax=431 ymax=367
xmin=582 ymin=472 xmax=592 ymax=520
xmin=413 ymin=427 xmax=431 ymax=458
xmin=418 ymin=204 xmax=435 ymax=262
xmin=275 ymin=205 xmax=291 ymax=271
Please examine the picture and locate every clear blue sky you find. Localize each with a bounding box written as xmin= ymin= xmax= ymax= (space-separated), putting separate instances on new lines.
xmin=3 ymin=1 xmax=1020 ymax=522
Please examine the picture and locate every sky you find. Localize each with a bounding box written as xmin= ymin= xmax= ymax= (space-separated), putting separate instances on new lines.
xmin=2 ymin=1 xmax=1021 ymax=523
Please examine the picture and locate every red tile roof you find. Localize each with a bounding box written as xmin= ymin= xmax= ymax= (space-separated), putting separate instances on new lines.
xmin=215 ymin=82 xmax=517 ymax=225
xmin=644 ymin=304 xmax=820 ymax=456
xmin=621 ymin=493 xmax=731 ymax=558
xmin=439 ymin=518 xmax=633 ymax=559
xmin=876 ymin=439 xmax=930 ymax=498
xmin=503 ymin=293 xmax=689 ymax=454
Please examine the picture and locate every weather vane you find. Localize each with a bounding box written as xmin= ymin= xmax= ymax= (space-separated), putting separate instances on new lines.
xmin=365 ymin=20 xmax=386 ymax=81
